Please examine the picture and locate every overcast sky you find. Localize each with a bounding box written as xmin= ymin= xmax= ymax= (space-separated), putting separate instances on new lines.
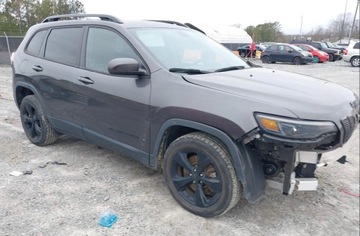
xmin=80 ymin=0 xmax=359 ymax=34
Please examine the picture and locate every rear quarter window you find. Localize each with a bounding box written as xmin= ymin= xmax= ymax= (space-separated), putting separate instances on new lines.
xmin=44 ymin=27 xmax=83 ymax=66
xmin=354 ymin=42 xmax=360 ymax=49
xmin=26 ymin=30 xmax=48 ymax=56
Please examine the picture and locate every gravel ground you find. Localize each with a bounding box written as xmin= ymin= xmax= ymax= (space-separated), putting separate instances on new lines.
xmin=0 ymin=60 xmax=359 ymax=236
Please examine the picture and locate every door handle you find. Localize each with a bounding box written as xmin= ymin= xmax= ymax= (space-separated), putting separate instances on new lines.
xmin=32 ymin=65 xmax=43 ymax=72
xmin=78 ymin=76 xmax=94 ymax=85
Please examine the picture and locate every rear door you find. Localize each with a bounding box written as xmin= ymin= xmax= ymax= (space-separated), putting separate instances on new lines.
xmin=34 ymin=26 xmax=86 ymax=138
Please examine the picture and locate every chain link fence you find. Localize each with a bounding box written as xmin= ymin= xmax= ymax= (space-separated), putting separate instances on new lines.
xmin=0 ymin=35 xmax=23 ymax=65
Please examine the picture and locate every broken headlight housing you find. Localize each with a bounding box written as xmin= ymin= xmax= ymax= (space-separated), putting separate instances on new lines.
xmin=255 ymin=113 xmax=338 ymax=139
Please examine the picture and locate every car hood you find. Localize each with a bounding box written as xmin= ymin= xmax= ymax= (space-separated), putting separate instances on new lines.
xmin=183 ymin=68 xmax=355 ymax=120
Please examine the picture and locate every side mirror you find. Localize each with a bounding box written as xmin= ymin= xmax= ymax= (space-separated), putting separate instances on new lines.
xmin=287 ymin=49 xmax=294 ymax=53
xmin=108 ymin=58 xmax=147 ymax=76
xmin=308 ymin=49 xmax=312 ymax=52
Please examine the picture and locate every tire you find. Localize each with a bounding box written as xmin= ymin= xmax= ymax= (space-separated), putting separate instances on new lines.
xmin=240 ymin=51 xmax=246 ymax=58
xmin=163 ymin=132 xmax=241 ymax=217
xmin=313 ymin=56 xmax=319 ymax=63
xmin=293 ymin=57 xmax=302 ymax=65
xmin=329 ymin=54 xmax=334 ymax=62
xmin=350 ymin=56 xmax=360 ymax=67
xmin=261 ymin=56 xmax=270 ymax=63
xmin=20 ymin=95 xmax=58 ymax=146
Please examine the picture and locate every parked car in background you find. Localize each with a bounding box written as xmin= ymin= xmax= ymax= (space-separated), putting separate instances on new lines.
xmin=324 ymin=42 xmax=347 ymax=59
xmin=237 ymin=44 xmax=266 ymax=58
xmin=261 ymin=43 xmax=313 ymax=65
xmin=290 ymin=40 xmax=340 ymax=62
xmin=293 ymin=43 xmax=329 ymax=63
xmin=343 ymin=41 xmax=360 ymax=67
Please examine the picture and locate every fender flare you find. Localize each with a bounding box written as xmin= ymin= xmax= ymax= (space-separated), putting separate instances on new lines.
xmin=151 ymin=118 xmax=265 ymax=202
xmin=13 ymin=81 xmax=42 ymax=108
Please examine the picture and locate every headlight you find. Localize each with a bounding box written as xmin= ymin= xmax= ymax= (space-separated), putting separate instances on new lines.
xmin=255 ymin=114 xmax=338 ymax=139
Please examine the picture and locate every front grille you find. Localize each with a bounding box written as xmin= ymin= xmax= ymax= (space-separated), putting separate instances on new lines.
xmin=341 ymin=115 xmax=358 ymax=143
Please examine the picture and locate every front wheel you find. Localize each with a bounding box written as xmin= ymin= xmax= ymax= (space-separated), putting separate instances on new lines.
xmin=350 ymin=56 xmax=360 ymax=67
xmin=163 ymin=132 xmax=241 ymax=217
xmin=20 ymin=95 xmax=58 ymax=146
xmin=329 ymin=54 xmax=334 ymax=62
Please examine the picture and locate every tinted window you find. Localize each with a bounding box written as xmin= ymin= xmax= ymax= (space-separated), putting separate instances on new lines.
xmin=85 ymin=27 xmax=139 ymax=73
xmin=354 ymin=42 xmax=360 ymax=49
xmin=26 ymin=30 xmax=47 ymax=55
xmin=44 ymin=28 xmax=83 ymax=66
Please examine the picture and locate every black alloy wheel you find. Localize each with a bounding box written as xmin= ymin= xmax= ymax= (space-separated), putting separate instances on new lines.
xmin=20 ymin=95 xmax=58 ymax=146
xmin=163 ymin=132 xmax=241 ymax=217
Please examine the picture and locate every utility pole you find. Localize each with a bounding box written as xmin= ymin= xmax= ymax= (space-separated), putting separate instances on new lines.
xmin=340 ymin=0 xmax=348 ymax=42
xmin=348 ymin=0 xmax=360 ymax=44
xmin=299 ymin=14 xmax=303 ymax=36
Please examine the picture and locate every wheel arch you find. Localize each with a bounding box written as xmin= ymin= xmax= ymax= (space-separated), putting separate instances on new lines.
xmin=350 ymin=55 xmax=360 ymax=66
xmin=14 ymin=82 xmax=40 ymax=108
xmin=151 ymin=118 xmax=265 ymax=203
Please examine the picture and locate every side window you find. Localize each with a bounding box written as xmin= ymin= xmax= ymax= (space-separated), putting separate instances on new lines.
xmin=267 ymin=45 xmax=277 ymax=51
xmin=26 ymin=30 xmax=47 ymax=56
xmin=354 ymin=42 xmax=360 ymax=49
xmin=85 ymin=27 xmax=139 ymax=74
xmin=44 ymin=27 xmax=83 ymax=66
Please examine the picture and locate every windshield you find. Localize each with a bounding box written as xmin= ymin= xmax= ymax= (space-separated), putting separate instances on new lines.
xmin=320 ymin=42 xmax=328 ymax=48
xmin=130 ymin=27 xmax=249 ymax=72
xmin=289 ymin=45 xmax=303 ymax=51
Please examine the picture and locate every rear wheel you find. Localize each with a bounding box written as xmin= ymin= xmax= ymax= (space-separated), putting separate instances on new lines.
xmin=350 ymin=56 xmax=360 ymax=67
xmin=293 ymin=57 xmax=302 ymax=65
xmin=163 ymin=132 xmax=241 ymax=217
xmin=20 ymin=95 xmax=58 ymax=146
xmin=261 ymin=56 xmax=270 ymax=63
xmin=329 ymin=54 xmax=334 ymax=62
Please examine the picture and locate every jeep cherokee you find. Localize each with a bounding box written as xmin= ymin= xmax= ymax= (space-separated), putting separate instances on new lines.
xmin=12 ymin=14 xmax=359 ymax=217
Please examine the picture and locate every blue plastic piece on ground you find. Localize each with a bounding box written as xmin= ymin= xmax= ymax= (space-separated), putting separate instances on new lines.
xmin=98 ymin=212 xmax=119 ymax=228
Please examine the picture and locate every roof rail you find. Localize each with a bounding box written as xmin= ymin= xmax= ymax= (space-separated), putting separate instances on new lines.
xmin=148 ymin=20 xmax=188 ymax=28
xmin=42 ymin=14 xmax=123 ymax=23
xmin=148 ymin=20 xmax=206 ymax=35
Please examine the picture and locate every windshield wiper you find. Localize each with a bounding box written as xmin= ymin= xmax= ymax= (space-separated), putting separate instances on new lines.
xmin=169 ymin=68 xmax=210 ymax=74
xmin=215 ymin=66 xmax=245 ymax=72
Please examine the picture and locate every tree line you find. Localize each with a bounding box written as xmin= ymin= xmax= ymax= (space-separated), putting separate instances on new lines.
xmin=0 ymin=0 xmax=358 ymax=43
xmin=0 ymin=0 xmax=84 ymax=36
xmin=239 ymin=12 xmax=359 ymax=43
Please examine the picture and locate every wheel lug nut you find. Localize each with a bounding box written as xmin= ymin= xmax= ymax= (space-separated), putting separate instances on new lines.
xmin=193 ymin=180 xmax=196 ymax=183
xmin=189 ymin=173 xmax=192 ymax=176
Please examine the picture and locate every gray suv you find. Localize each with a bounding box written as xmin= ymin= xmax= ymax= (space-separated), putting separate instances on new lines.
xmin=12 ymin=14 xmax=359 ymax=217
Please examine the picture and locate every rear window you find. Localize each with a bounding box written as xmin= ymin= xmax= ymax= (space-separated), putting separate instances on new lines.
xmin=26 ymin=30 xmax=47 ymax=56
xmin=44 ymin=27 xmax=83 ymax=66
